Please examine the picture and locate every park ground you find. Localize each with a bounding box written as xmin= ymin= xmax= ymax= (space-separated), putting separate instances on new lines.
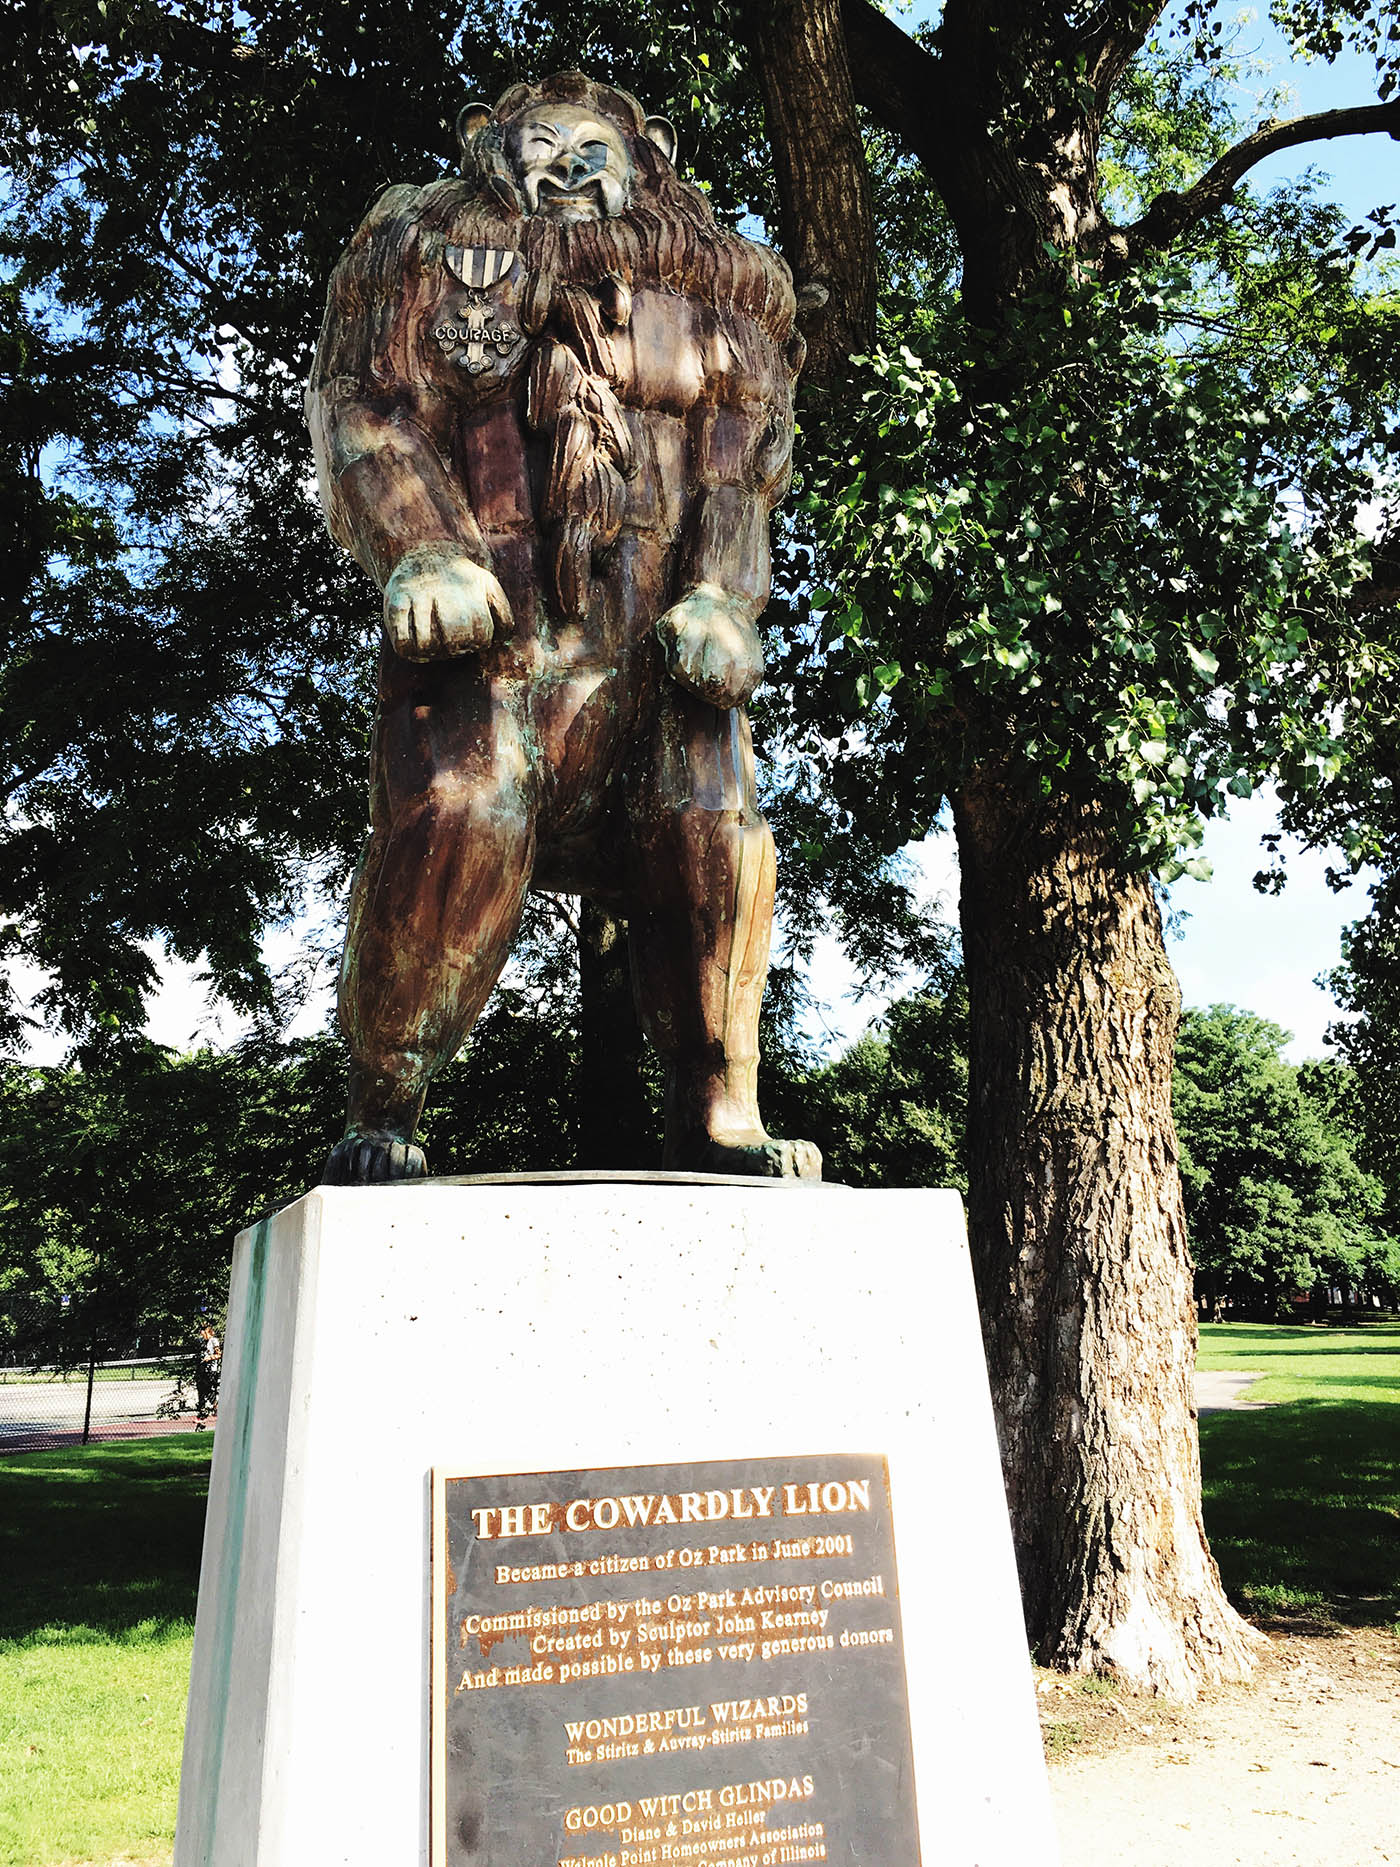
xmin=0 ymin=1321 xmax=1396 ymax=1866
xmin=1046 ymin=1322 xmax=1400 ymax=1865
xmin=1046 ymin=1621 xmax=1399 ymax=1865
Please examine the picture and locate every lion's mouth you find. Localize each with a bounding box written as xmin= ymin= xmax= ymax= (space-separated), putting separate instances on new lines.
xmin=531 ymin=176 xmax=607 ymax=219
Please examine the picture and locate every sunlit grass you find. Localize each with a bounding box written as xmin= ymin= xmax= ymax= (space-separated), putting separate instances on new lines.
xmin=1 ymin=1630 xmax=191 ymax=1866
xmin=0 ymin=1441 xmax=209 ymax=1867
xmin=1197 ymin=1321 xmax=1400 ymax=1625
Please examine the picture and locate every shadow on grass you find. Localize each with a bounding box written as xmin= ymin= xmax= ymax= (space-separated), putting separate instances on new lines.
xmin=1200 ymin=1398 xmax=1400 ymax=1628
xmin=0 ymin=1439 xmax=211 ymax=1644
xmin=1254 ymin=1372 xmax=1400 ymax=1392
xmin=1200 ymin=1326 xmax=1400 ymax=1362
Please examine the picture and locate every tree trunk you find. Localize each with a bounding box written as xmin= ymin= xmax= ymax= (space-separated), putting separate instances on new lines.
xmin=575 ymin=902 xmax=656 ymax=1171
xmin=745 ymin=0 xmax=1260 ymax=1693
xmin=740 ymin=0 xmax=877 ymax=383
xmin=953 ymin=768 xmax=1262 ymax=1695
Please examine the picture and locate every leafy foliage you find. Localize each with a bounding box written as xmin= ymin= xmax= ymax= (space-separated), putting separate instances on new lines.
xmin=1268 ymin=0 xmax=1400 ymax=99
xmin=1325 ymin=870 xmax=1400 ymax=1188
xmin=0 ymin=0 xmax=942 ymax=1061
xmin=7 ymin=2 xmax=1391 ymax=1044
xmin=790 ymin=238 xmax=1395 ymax=876
xmin=797 ymin=981 xmax=968 ymax=1192
xmin=0 ymin=1037 xmax=344 ymax=1366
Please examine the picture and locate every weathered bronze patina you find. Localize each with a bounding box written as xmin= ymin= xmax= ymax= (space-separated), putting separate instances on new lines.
xmin=308 ymin=72 xmax=819 ymax=1184
xmin=432 ymin=1454 xmax=920 ymax=1867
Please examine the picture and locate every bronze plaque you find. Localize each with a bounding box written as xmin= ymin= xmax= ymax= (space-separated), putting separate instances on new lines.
xmin=432 ymin=1453 xmax=921 ymax=1867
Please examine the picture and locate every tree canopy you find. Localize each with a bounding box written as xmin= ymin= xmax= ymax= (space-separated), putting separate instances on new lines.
xmin=5 ymin=0 xmax=1395 ymax=1036
xmin=0 ymin=0 xmax=942 ymax=1056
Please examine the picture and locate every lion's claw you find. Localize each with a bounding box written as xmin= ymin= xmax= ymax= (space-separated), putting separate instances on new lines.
xmin=321 ymin=1132 xmax=428 ymax=1185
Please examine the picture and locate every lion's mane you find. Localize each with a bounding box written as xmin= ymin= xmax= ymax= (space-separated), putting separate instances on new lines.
xmin=314 ymin=73 xmax=799 ymax=620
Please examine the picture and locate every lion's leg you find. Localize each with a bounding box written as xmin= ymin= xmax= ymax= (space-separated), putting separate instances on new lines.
xmin=323 ymin=661 xmax=537 ymax=1185
xmin=627 ymin=691 xmax=820 ymax=1181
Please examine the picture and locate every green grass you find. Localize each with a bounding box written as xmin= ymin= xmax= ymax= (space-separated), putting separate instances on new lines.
xmin=1197 ymin=1321 xmax=1400 ymax=1626
xmin=0 ymin=1440 xmax=209 ymax=1867
xmin=1042 ymin=1719 xmax=1087 ymax=1754
xmin=1 ymin=1327 xmax=1395 ymax=1862
xmin=1074 ymin=1673 xmax=1118 ymax=1697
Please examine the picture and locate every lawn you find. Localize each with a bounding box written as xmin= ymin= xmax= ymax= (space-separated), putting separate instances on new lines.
xmin=0 ymin=1364 xmax=176 ymax=1386
xmin=1197 ymin=1320 xmax=1400 ymax=1626
xmin=1 ymin=1325 xmax=1395 ymax=1865
xmin=0 ymin=1440 xmax=210 ymax=1867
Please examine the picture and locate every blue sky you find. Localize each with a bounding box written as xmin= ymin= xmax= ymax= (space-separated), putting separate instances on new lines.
xmin=1160 ymin=13 xmax=1395 ymax=1059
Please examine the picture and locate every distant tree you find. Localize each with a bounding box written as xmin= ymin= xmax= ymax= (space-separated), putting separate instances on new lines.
xmin=0 ymin=1037 xmax=349 ymax=1367
xmin=0 ymin=1002 xmax=580 ymax=1367
xmin=1325 ymin=871 xmax=1400 ymax=1198
xmin=793 ymin=979 xmax=968 ymax=1192
xmin=1173 ymin=1005 xmax=1398 ymax=1318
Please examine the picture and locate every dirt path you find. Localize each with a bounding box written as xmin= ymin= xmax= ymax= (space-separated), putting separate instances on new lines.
xmin=1045 ymin=1625 xmax=1400 ymax=1866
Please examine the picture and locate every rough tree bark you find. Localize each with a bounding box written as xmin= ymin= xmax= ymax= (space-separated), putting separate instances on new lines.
xmin=953 ymin=773 xmax=1262 ymax=1690
xmin=745 ymin=0 xmax=877 ymax=381
xmin=576 ymin=902 xmax=656 ymax=1171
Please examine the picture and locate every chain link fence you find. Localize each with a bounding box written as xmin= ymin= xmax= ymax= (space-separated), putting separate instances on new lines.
xmin=0 ymin=1283 xmax=224 ymax=1451
xmin=0 ymin=1347 xmax=213 ymax=1452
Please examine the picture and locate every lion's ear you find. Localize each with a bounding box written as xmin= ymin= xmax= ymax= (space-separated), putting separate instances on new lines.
xmin=456 ymin=101 xmax=493 ymax=151
xmin=642 ymin=115 xmax=678 ymax=167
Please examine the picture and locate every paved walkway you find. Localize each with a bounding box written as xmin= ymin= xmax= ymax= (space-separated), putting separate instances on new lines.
xmin=1194 ymin=1370 xmax=1267 ymax=1414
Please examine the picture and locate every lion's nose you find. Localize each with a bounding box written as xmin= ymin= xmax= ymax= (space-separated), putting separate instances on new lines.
xmin=551 ymin=152 xmax=589 ymax=187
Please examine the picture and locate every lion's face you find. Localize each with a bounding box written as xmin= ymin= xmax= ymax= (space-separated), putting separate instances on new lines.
xmin=504 ymin=104 xmax=633 ymax=223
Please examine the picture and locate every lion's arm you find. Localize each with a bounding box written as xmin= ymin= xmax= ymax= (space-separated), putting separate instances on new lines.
xmin=306 ymin=192 xmax=491 ymax=589
xmin=308 ymin=388 xmax=491 ymax=588
xmin=675 ymin=401 xmax=791 ymax=620
xmin=654 ymin=396 xmax=793 ymax=711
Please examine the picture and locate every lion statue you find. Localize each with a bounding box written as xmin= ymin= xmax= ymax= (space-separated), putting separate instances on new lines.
xmin=306 ymin=71 xmax=820 ymax=1185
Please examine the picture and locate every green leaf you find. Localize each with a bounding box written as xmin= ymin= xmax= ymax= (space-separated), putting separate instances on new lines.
xmin=1186 ymin=643 xmax=1220 ymax=679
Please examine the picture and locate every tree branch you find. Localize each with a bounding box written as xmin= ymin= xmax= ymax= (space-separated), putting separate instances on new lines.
xmin=96 ymin=1 xmax=361 ymax=106
xmin=739 ymin=0 xmax=879 ymax=383
xmin=1350 ymin=532 xmax=1400 ymax=616
xmin=1076 ymin=2 xmax=1174 ymax=106
xmin=1127 ymin=99 xmax=1400 ymax=252
xmin=1351 ymin=581 xmax=1400 ymax=614
xmin=839 ymin=0 xmax=950 ymax=175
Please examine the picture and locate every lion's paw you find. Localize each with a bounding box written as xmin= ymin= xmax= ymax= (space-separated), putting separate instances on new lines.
xmin=656 ymin=584 xmax=764 ymax=709
xmin=321 ymin=1132 xmax=429 ymax=1185
xmin=695 ymin=1135 xmax=823 ymax=1181
xmin=384 ymin=545 xmax=511 ymax=661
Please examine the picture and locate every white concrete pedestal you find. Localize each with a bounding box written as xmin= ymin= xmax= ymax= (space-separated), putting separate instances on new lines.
xmin=175 ymin=1179 xmax=1057 ymax=1866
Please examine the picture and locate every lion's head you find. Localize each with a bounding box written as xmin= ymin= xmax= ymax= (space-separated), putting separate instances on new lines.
xmin=390 ymin=71 xmax=800 ymax=346
xmin=457 ymin=73 xmax=677 ymax=225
